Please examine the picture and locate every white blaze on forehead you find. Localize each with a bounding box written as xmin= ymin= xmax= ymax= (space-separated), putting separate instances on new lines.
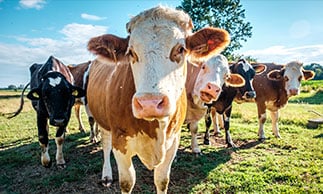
xmin=241 ymin=60 xmax=251 ymax=72
xmin=48 ymin=77 xmax=62 ymax=87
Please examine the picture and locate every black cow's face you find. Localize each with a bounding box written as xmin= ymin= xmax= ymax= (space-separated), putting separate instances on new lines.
xmin=27 ymin=72 xmax=85 ymax=127
xmin=231 ymin=59 xmax=266 ymax=100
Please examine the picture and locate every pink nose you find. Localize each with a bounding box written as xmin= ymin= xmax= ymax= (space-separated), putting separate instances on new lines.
xmin=132 ymin=94 xmax=170 ymax=119
xmin=289 ymin=88 xmax=299 ymax=96
xmin=200 ymin=83 xmax=221 ymax=102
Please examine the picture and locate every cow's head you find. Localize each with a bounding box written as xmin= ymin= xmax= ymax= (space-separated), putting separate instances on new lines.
xmin=88 ymin=6 xmax=230 ymax=121
xmin=192 ymin=54 xmax=245 ymax=106
xmin=27 ymin=71 xmax=85 ymax=126
xmin=267 ymin=61 xmax=315 ymax=97
xmin=232 ymin=59 xmax=266 ymax=101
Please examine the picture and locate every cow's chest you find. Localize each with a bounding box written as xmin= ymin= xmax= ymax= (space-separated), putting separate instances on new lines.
xmin=115 ymin=127 xmax=178 ymax=170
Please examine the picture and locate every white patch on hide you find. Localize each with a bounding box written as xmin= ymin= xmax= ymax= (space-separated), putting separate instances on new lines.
xmin=49 ymin=77 xmax=62 ymax=87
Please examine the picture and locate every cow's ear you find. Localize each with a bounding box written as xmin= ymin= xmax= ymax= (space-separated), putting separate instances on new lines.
xmin=226 ymin=73 xmax=245 ymax=87
xmin=27 ymin=88 xmax=41 ymax=100
xmin=302 ymin=69 xmax=315 ymax=80
xmin=267 ymin=69 xmax=284 ymax=81
xmin=71 ymin=86 xmax=85 ymax=98
xmin=186 ymin=27 xmax=230 ymax=61
xmin=253 ymin=64 xmax=267 ymax=74
xmin=87 ymin=34 xmax=129 ymax=62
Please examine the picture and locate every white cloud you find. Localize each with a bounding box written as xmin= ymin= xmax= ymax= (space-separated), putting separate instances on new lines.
xmin=81 ymin=13 xmax=107 ymax=21
xmin=60 ymin=23 xmax=108 ymax=43
xmin=19 ymin=0 xmax=46 ymax=10
xmin=0 ymin=23 xmax=108 ymax=87
xmin=241 ymin=45 xmax=323 ymax=65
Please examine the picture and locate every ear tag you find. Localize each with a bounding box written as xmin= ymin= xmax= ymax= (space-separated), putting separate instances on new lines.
xmin=33 ymin=92 xmax=39 ymax=98
xmin=72 ymin=90 xmax=78 ymax=96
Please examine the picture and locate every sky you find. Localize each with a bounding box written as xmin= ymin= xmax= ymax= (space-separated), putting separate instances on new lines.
xmin=1 ymin=0 xmax=323 ymax=88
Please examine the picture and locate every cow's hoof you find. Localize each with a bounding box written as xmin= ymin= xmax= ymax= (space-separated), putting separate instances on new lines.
xmin=56 ymin=163 xmax=66 ymax=169
xmin=258 ymin=137 xmax=266 ymax=142
xmin=99 ymin=177 xmax=113 ymax=187
xmin=42 ymin=160 xmax=52 ymax=168
xmin=203 ymin=139 xmax=210 ymax=145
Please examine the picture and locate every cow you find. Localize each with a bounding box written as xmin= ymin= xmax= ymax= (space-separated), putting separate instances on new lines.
xmin=185 ymin=55 xmax=246 ymax=154
xmin=203 ymin=59 xmax=266 ymax=147
xmin=252 ymin=61 xmax=315 ymax=140
xmin=85 ymin=6 xmax=231 ymax=193
xmin=7 ymin=56 xmax=85 ymax=168
xmin=67 ymin=62 xmax=100 ymax=143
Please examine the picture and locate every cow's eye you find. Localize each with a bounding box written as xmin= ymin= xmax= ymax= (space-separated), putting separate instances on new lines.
xmin=170 ymin=44 xmax=186 ymax=63
xmin=128 ymin=48 xmax=138 ymax=64
xmin=284 ymin=76 xmax=289 ymax=81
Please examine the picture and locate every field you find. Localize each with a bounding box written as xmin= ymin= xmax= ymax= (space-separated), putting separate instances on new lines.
xmin=0 ymin=80 xmax=322 ymax=194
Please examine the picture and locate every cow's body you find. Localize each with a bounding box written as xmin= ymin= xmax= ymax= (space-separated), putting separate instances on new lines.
xmin=9 ymin=56 xmax=84 ymax=168
xmin=252 ymin=61 xmax=314 ymax=140
xmin=67 ymin=62 xmax=100 ymax=143
xmin=185 ymin=55 xmax=245 ymax=153
xmin=86 ymin=6 xmax=230 ymax=193
xmin=203 ymin=59 xmax=266 ymax=147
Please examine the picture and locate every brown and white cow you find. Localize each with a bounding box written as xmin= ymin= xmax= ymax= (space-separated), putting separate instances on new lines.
xmin=86 ymin=6 xmax=230 ymax=193
xmin=203 ymin=59 xmax=266 ymax=147
xmin=185 ymin=54 xmax=245 ymax=153
xmin=252 ymin=61 xmax=315 ymax=140
xmin=67 ymin=62 xmax=100 ymax=143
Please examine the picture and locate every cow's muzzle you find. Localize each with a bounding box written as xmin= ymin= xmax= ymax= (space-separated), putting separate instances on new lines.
xmin=200 ymin=83 xmax=221 ymax=103
xmin=132 ymin=93 xmax=170 ymax=120
xmin=243 ymin=91 xmax=256 ymax=99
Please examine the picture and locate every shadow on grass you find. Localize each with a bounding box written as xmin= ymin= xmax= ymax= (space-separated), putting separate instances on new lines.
xmin=0 ymin=129 xmax=237 ymax=194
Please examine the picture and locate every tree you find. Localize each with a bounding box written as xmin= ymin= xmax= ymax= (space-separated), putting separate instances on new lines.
xmin=304 ymin=63 xmax=323 ymax=80
xmin=177 ymin=0 xmax=252 ymax=58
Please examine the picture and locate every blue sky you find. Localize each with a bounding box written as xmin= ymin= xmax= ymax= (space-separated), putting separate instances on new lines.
xmin=1 ymin=0 xmax=323 ymax=87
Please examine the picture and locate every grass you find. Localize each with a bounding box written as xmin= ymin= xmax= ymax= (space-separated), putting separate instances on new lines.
xmin=0 ymin=80 xmax=322 ymax=194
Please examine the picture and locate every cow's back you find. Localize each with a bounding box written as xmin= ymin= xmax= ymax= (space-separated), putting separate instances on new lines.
xmin=68 ymin=61 xmax=91 ymax=88
xmin=252 ymin=63 xmax=287 ymax=109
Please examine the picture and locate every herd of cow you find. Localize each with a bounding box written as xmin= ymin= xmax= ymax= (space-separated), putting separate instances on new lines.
xmin=8 ymin=6 xmax=315 ymax=194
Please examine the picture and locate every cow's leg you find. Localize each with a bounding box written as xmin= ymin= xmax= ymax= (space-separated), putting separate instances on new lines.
xmin=37 ymin=114 xmax=51 ymax=167
xmin=55 ymin=126 xmax=66 ymax=168
xmin=74 ymin=103 xmax=85 ymax=133
xmin=113 ymin=148 xmax=135 ymax=194
xmin=270 ymin=110 xmax=281 ymax=138
xmin=223 ymin=107 xmax=236 ymax=148
xmin=85 ymin=105 xmax=100 ymax=143
xmin=154 ymin=132 xmax=180 ymax=194
xmin=203 ymin=107 xmax=212 ymax=145
xmin=100 ymin=129 xmax=113 ymax=187
xmin=257 ymin=103 xmax=267 ymax=140
xmin=213 ymin=110 xmax=222 ymax=136
xmin=188 ymin=122 xmax=201 ymax=154
xmin=89 ymin=116 xmax=100 ymax=143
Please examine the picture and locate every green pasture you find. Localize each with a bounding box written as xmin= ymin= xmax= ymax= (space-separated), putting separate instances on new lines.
xmin=0 ymin=80 xmax=322 ymax=193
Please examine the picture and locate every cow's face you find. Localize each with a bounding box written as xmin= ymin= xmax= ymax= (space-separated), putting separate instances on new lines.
xmin=232 ymin=59 xmax=266 ymax=101
xmin=267 ymin=61 xmax=315 ymax=97
xmin=27 ymin=72 xmax=85 ymax=126
xmin=126 ymin=7 xmax=230 ymax=120
xmin=192 ymin=55 xmax=245 ymax=105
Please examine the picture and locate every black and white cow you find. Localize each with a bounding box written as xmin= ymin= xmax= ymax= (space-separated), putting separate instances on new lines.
xmin=204 ymin=59 xmax=266 ymax=147
xmin=8 ymin=56 xmax=85 ymax=168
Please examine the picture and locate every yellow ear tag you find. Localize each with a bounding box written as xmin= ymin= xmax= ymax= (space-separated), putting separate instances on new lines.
xmin=72 ymin=90 xmax=78 ymax=96
xmin=33 ymin=92 xmax=39 ymax=98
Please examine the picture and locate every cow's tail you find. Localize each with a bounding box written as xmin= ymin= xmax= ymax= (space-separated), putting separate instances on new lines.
xmin=6 ymin=82 xmax=30 ymax=119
